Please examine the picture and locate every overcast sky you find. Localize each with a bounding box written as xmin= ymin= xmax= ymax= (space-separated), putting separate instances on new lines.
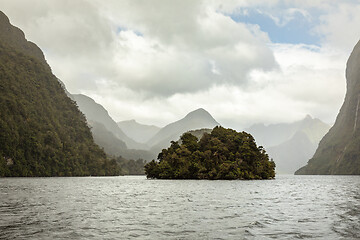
xmin=1 ymin=0 xmax=360 ymax=129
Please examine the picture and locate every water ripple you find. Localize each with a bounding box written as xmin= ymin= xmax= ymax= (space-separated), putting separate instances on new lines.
xmin=0 ymin=175 xmax=359 ymax=239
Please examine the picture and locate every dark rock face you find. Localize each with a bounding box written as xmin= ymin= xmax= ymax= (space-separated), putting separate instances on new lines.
xmin=296 ymin=40 xmax=360 ymax=175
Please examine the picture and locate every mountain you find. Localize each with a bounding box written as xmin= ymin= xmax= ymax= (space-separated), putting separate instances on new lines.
xmin=187 ymin=128 xmax=213 ymax=141
xmin=0 ymin=11 xmax=120 ymax=176
xmin=74 ymin=102 xmax=219 ymax=159
xmin=58 ymin=79 xmax=74 ymax=100
xmin=0 ymin=12 xmax=44 ymax=63
xmin=90 ymin=121 xmax=127 ymax=154
xmin=117 ymin=120 xmax=160 ymax=143
xmin=296 ymin=40 xmax=360 ymax=175
xmin=72 ymin=94 xmax=155 ymax=160
xmin=267 ymin=131 xmax=317 ymax=174
xmin=247 ymin=115 xmax=329 ymax=148
xmin=148 ymin=108 xmax=220 ymax=154
xmin=72 ymin=94 xmax=147 ymax=150
xmin=247 ymin=115 xmax=330 ymax=174
xmin=90 ymin=121 xmax=156 ymax=160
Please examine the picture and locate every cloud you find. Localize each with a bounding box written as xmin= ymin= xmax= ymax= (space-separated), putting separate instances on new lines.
xmin=1 ymin=0 xmax=278 ymax=96
xmin=314 ymin=2 xmax=360 ymax=52
xmin=218 ymin=0 xmax=360 ymax=51
xmin=85 ymin=43 xmax=346 ymax=129
xmin=0 ymin=0 xmax=117 ymax=91
xmin=100 ymin=1 xmax=277 ymax=95
xmin=0 ymin=0 xmax=357 ymax=129
xmin=259 ymin=8 xmax=311 ymax=27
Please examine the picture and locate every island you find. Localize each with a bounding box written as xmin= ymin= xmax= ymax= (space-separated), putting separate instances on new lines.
xmin=144 ymin=126 xmax=275 ymax=180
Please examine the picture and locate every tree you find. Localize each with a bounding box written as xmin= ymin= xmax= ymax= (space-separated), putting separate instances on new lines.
xmin=144 ymin=126 xmax=275 ymax=180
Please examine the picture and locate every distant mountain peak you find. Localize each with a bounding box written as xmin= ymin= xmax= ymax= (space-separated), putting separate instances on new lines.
xmin=147 ymin=108 xmax=220 ymax=152
xmin=195 ymin=107 xmax=206 ymax=112
xmin=185 ymin=108 xmax=216 ymax=120
xmin=120 ymin=119 xmax=137 ymax=124
xmin=117 ymin=119 xmax=160 ymax=144
xmin=188 ymin=108 xmax=207 ymax=114
xmin=304 ymin=114 xmax=312 ymax=120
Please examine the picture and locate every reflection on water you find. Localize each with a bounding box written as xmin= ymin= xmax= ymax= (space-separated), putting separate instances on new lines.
xmin=0 ymin=175 xmax=359 ymax=239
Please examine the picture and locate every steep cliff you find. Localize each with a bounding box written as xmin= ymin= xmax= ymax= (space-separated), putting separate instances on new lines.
xmin=296 ymin=40 xmax=360 ymax=175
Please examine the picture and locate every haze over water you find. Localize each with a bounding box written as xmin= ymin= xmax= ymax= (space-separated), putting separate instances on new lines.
xmin=0 ymin=175 xmax=359 ymax=239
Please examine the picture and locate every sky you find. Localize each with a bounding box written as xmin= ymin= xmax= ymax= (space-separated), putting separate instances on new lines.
xmin=1 ymin=0 xmax=360 ymax=130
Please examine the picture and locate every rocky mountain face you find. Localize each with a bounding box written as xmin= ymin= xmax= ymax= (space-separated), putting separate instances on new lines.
xmin=296 ymin=40 xmax=360 ymax=175
xmin=247 ymin=115 xmax=330 ymax=174
xmin=117 ymin=120 xmax=160 ymax=143
xmin=147 ymin=108 xmax=220 ymax=154
xmin=0 ymin=11 xmax=119 ymax=176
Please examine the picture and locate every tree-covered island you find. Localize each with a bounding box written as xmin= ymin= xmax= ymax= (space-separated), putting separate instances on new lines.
xmin=144 ymin=126 xmax=275 ymax=180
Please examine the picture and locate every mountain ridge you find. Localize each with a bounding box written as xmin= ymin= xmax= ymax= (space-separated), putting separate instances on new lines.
xmin=0 ymin=11 xmax=45 ymax=63
xmin=90 ymin=121 xmax=156 ymax=160
xmin=117 ymin=119 xmax=160 ymax=143
xmin=72 ymin=94 xmax=147 ymax=150
xmin=147 ymin=108 xmax=220 ymax=154
xmin=247 ymin=115 xmax=330 ymax=174
xmin=247 ymin=115 xmax=329 ymax=148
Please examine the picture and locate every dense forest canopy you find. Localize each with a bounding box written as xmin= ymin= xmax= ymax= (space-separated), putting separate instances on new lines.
xmin=145 ymin=126 xmax=275 ymax=180
xmin=0 ymin=41 xmax=120 ymax=177
xmin=116 ymin=156 xmax=146 ymax=175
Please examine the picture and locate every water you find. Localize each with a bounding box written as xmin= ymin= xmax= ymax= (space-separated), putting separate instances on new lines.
xmin=0 ymin=175 xmax=359 ymax=240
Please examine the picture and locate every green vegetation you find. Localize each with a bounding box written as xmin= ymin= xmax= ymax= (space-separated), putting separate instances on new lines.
xmin=144 ymin=126 xmax=275 ymax=180
xmin=0 ymin=42 xmax=120 ymax=176
xmin=116 ymin=156 xmax=146 ymax=175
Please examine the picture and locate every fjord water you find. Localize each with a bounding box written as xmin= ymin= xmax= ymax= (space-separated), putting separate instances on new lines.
xmin=0 ymin=175 xmax=359 ymax=239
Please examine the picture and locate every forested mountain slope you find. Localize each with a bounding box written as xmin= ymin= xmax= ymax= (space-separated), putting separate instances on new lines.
xmin=0 ymin=11 xmax=119 ymax=176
